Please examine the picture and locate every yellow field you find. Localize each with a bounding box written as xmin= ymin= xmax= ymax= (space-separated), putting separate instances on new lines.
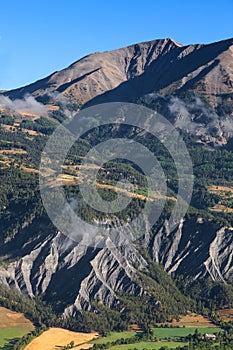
xmin=25 ymin=328 xmax=98 ymax=350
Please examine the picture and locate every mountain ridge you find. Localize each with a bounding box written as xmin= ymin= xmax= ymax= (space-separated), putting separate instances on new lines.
xmin=2 ymin=37 xmax=233 ymax=109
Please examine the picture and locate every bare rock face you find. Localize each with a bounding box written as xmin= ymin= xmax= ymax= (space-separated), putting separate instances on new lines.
xmin=150 ymin=218 xmax=233 ymax=282
xmin=0 ymin=227 xmax=148 ymax=314
xmin=0 ymin=216 xmax=232 ymax=314
xmin=3 ymin=38 xmax=233 ymax=107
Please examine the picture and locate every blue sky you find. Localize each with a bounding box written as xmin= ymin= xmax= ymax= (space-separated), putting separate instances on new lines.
xmin=0 ymin=0 xmax=232 ymax=90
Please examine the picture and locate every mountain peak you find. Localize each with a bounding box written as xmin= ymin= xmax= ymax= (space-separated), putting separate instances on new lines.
xmin=165 ymin=37 xmax=183 ymax=47
xmin=2 ymin=38 xmax=233 ymax=108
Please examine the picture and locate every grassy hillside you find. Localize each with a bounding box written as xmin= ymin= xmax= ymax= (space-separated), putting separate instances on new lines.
xmin=0 ymin=306 xmax=34 ymax=348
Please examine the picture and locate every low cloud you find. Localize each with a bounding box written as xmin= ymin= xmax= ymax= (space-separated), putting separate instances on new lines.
xmin=168 ymin=95 xmax=233 ymax=144
xmin=141 ymin=93 xmax=233 ymax=146
xmin=169 ymin=96 xmax=220 ymax=132
xmin=0 ymin=94 xmax=48 ymax=115
xmin=48 ymin=91 xmax=77 ymax=118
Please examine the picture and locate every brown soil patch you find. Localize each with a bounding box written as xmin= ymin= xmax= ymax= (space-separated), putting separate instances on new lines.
xmin=128 ymin=324 xmax=143 ymax=332
xmin=21 ymin=166 xmax=39 ymax=173
xmin=20 ymin=112 xmax=41 ymax=119
xmin=24 ymin=328 xmax=98 ymax=350
xmin=13 ymin=122 xmax=21 ymax=127
xmin=43 ymin=172 xmax=175 ymax=203
xmin=217 ymin=308 xmax=233 ymax=322
xmin=209 ymin=185 xmax=233 ymax=212
xmin=1 ymin=124 xmax=17 ymax=132
xmin=210 ymin=204 xmax=233 ymax=213
xmin=6 ymin=312 xmax=22 ymax=320
xmin=96 ymin=183 xmax=153 ymax=201
xmin=45 ymin=104 xmax=60 ymax=111
xmin=209 ymin=185 xmax=233 ymax=197
xmin=22 ymin=128 xmax=42 ymax=136
xmin=171 ymin=313 xmax=216 ymax=328
xmin=96 ymin=184 xmax=175 ymax=202
xmin=0 ymin=159 xmax=11 ymax=167
xmin=0 ymin=148 xmax=27 ymax=155
xmin=0 ymin=306 xmax=34 ymax=330
xmin=46 ymin=174 xmax=153 ymax=201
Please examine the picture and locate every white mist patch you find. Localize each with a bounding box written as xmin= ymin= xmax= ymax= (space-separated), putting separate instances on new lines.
xmin=140 ymin=92 xmax=233 ymax=146
xmin=0 ymin=94 xmax=48 ymax=115
xmin=48 ymin=91 xmax=77 ymax=119
xmin=168 ymin=96 xmax=233 ymax=144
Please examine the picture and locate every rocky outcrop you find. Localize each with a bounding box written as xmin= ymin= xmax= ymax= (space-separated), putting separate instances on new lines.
xmin=0 ymin=217 xmax=232 ymax=314
xmin=0 ymin=228 xmax=147 ymax=314
xmin=150 ymin=218 xmax=233 ymax=282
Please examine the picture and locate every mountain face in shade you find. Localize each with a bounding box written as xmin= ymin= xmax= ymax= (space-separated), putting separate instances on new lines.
xmin=3 ymin=37 xmax=233 ymax=107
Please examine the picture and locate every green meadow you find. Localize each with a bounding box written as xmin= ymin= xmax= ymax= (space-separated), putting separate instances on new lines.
xmin=153 ymin=327 xmax=223 ymax=339
xmin=0 ymin=326 xmax=31 ymax=348
xmin=91 ymin=327 xmax=223 ymax=350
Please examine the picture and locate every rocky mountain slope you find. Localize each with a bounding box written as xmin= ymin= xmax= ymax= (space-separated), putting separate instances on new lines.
xmin=0 ymin=37 xmax=233 ymax=318
xmin=0 ymin=215 xmax=232 ymax=315
xmin=3 ymin=37 xmax=233 ymax=108
xmin=150 ymin=218 xmax=233 ymax=283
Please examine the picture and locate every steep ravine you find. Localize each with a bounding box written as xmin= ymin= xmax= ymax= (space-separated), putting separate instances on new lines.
xmin=0 ymin=217 xmax=232 ymax=314
xmin=150 ymin=218 xmax=233 ymax=282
